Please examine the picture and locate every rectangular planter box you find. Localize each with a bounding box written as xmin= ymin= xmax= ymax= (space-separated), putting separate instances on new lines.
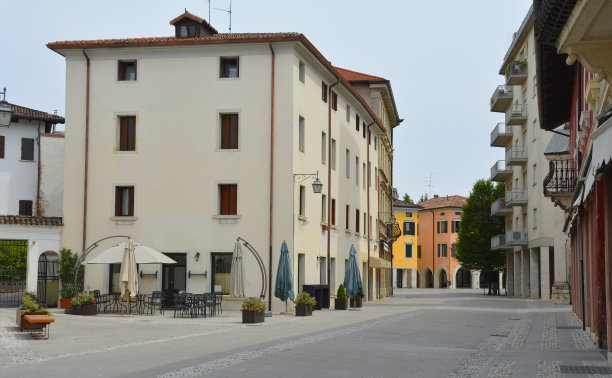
xmin=242 ymin=310 xmax=264 ymax=323
xmin=295 ymin=305 xmax=313 ymax=316
xmin=16 ymin=309 xmax=47 ymax=330
xmin=72 ymin=303 xmax=97 ymax=316
xmin=350 ymin=297 xmax=363 ymax=308
xmin=335 ymin=298 xmax=348 ymax=310
xmin=59 ymin=298 xmax=72 ymax=309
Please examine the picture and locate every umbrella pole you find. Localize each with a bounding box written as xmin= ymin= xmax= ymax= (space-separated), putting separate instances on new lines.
xmin=285 ymin=299 xmax=287 ymax=313
xmin=127 ymin=289 xmax=130 ymax=315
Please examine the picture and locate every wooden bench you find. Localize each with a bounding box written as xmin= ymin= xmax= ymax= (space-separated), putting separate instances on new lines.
xmin=22 ymin=315 xmax=54 ymax=339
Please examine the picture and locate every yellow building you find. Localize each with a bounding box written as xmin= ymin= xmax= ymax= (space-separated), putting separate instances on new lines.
xmin=392 ymin=200 xmax=421 ymax=288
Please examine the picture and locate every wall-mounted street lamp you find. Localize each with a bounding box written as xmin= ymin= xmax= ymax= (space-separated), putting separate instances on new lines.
xmin=194 ymin=252 xmax=200 ymax=262
xmin=294 ymin=171 xmax=323 ymax=193
xmin=0 ymin=88 xmax=13 ymax=127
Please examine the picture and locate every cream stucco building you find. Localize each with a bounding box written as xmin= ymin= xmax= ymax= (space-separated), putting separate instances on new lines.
xmin=48 ymin=11 xmax=400 ymax=311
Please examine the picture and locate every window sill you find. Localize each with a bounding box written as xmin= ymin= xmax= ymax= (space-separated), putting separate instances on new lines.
xmin=19 ymin=160 xmax=36 ymax=163
xmin=113 ymin=150 xmax=138 ymax=154
xmin=298 ymin=215 xmax=308 ymax=223
xmin=110 ymin=216 xmax=138 ymax=224
xmin=330 ymin=225 xmax=337 ymax=230
xmin=212 ymin=215 xmax=242 ymax=220
xmin=355 ymin=232 xmax=361 ymax=238
xmin=345 ymin=229 xmax=352 ymax=235
xmin=215 ymin=148 xmax=241 ymax=152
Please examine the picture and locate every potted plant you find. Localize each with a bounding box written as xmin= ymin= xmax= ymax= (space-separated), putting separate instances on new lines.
xmin=241 ymin=297 xmax=265 ymax=324
xmin=350 ymin=296 xmax=363 ymax=308
xmin=294 ymin=292 xmax=316 ymax=316
xmin=58 ymin=248 xmax=83 ymax=309
xmin=16 ymin=291 xmax=52 ymax=330
xmin=71 ymin=291 xmax=97 ymax=316
xmin=335 ymin=284 xmax=348 ymax=310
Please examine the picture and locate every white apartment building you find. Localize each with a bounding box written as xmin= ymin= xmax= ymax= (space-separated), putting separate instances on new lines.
xmin=48 ymin=11 xmax=399 ymax=311
xmin=489 ymin=7 xmax=568 ymax=302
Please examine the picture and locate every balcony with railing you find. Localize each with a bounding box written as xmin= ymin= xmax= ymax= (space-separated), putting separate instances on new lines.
xmin=505 ymin=189 xmax=527 ymax=206
xmin=507 ymin=229 xmax=528 ymax=246
xmin=491 ymin=198 xmax=513 ymax=216
xmin=490 ymin=85 xmax=514 ymax=112
xmin=491 ymin=234 xmax=510 ymax=251
xmin=544 ymin=160 xmax=576 ymax=198
xmin=491 ymin=160 xmax=512 ymax=182
xmin=505 ymin=103 xmax=528 ymax=125
xmin=505 ymin=61 xmax=528 ymax=85
xmin=490 ymin=122 xmax=513 ymax=147
xmin=505 ymin=146 xmax=528 ymax=165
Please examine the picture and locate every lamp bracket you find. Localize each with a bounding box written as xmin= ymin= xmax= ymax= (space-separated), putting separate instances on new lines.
xmin=294 ymin=172 xmax=319 ymax=183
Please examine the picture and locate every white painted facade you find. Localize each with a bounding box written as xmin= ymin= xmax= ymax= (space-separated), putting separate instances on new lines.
xmin=53 ymin=26 xmax=389 ymax=310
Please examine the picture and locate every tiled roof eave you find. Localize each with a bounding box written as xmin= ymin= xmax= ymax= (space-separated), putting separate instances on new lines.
xmin=0 ymin=215 xmax=64 ymax=227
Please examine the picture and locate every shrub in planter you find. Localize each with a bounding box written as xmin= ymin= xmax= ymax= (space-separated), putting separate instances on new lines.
xmin=335 ymin=284 xmax=348 ymax=310
xmin=58 ymin=248 xmax=83 ymax=308
xmin=294 ymin=292 xmax=316 ymax=316
xmin=16 ymin=291 xmax=52 ymax=330
xmin=71 ymin=291 xmax=97 ymax=316
xmin=241 ymin=297 xmax=265 ymax=323
xmin=350 ymin=296 xmax=363 ymax=308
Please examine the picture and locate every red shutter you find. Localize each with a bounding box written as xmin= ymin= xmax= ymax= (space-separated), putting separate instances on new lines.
xmin=229 ymin=184 xmax=237 ymax=215
xmin=220 ymin=185 xmax=228 ymax=215
xmin=230 ymin=114 xmax=238 ymax=149
xmin=115 ymin=187 xmax=121 ymax=216
xmin=345 ymin=206 xmax=349 ymax=229
xmin=331 ymin=199 xmax=336 ymax=226
xmin=437 ymin=221 xmax=440 ymax=233
xmin=120 ymin=117 xmax=128 ymax=151
xmin=127 ymin=117 xmax=136 ymax=151
xmin=356 ymin=209 xmax=359 ymax=233
xmin=221 ymin=115 xmax=230 ymax=149
xmin=0 ymin=135 xmax=4 ymax=158
xmin=128 ymin=187 xmax=135 ymax=216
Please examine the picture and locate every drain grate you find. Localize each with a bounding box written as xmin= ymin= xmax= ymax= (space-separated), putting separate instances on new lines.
xmin=559 ymin=365 xmax=612 ymax=375
xmin=556 ymin=325 xmax=581 ymax=329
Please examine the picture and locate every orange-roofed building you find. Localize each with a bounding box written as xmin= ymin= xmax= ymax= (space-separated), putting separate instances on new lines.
xmin=417 ymin=195 xmax=478 ymax=289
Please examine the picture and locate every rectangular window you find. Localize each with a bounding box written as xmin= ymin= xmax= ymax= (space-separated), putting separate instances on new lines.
xmin=331 ymin=91 xmax=337 ymax=111
xmin=346 ymin=105 xmax=350 ymax=122
xmin=374 ymin=136 xmax=378 ymax=150
xmin=115 ymin=186 xmax=134 ymax=217
xmin=367 ymin=162 xmax=371 ymax=187
xmin=118 ymin=60 xmax=137 ymax=81
xmin=356 ymin=209 xmax=360 ymax=233
xmin=369 ymin=216 xmax=372 ymax=237
xmin=452 ymin=219 xmax=460 ymax=233
xmin=299 ymin=185 xmax=305 ymax=216
xmin=375 ymin=170 xmax=377 ymax=190
xmin=362 ymin=163 xmax=366 ymax=189
xmin=219 ymin=184 xmax=237 ymax=215
xmin=405 ymin=244 xmax=413 ymax=258
xmin=118 ymin=116 xmax=136 ymax=151
xmin=532 ymin=164 xmax=537 ymax=185
xmin=18 ymin=200 xmax=33 ymax=216
xmin=417 ymin=245 xmax=422 ymax=258
xmin=220 ymin=114 xmax=239 ymax=149
xmin=345 ymin=205 xmax=350 ymax=230
xmin=298 ymin=117 xmax=305 ymax=153
xmin=533 ymin=208 xmax=538 ymax=229
xmin=438 ymin=243 xmax=447 ymax=258
xmin=21 ymin=138 xmax=34 ymax=161
xmin=220 ymin=57 xmax=239 ymax=78
xmin=403 ymin=221 xmax=415 ymax=236
xmin=437 ymin=219 xmax=448 ymax=234
xmin=331 ymin=199 xmax=336 ymax=226
xmin=355 ymin=156 xmax=359 ymax=185
xmin=0 ymin=135 xmax=4 ymax=159
xmin=109 ymin=264 xmax=121 ymax=293
xmin=451 ymin=243 xmax=457 ymax=257
xmin=322 ymin=81 xmax=328 ymax=103
xmin=179 ymin=24 xmax=197 ymax=37
xmin=356 ymin=114 xmax=360 ymax=131
xmin=211 ymin=253 xmax=232 ymax=294
xmin=321 ymin=132 xmax=326 ymax=165
xmin=362 ymin=122 xmax=366 ymax=139
xmin=331 ymin=139 xmax=336 ymax=170
xmin=345 ymin=149 xmax=350 ymax=178
xmin=298 ymin=60 xmax=305 ymax=83
xmin=364 ymin=213 xmax=367 ymax=235
xmin=406 ymin=212 xmax=412 ymax=217
xmin=321 ymin=194 xmax=327 ymax=223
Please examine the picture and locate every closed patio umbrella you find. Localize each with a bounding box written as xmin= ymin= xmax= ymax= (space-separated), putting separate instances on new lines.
xmin=344 ymin=245 xmax=364 ymax=299
xmin=119 ymin=238 xmax=138 ymax=313
xmin=274 ymin=241 xmax=294 ymax=312
xmin=230 ymin=240 xmax=245 ymax=297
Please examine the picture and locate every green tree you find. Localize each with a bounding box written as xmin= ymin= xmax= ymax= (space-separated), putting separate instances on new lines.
xmin=402 ymin=193 xmax=413 ymax=204
xmin=455 ymin=179 xmax=506 ymax=295
xmin=418 ymin=193 xmax=429 ymax=203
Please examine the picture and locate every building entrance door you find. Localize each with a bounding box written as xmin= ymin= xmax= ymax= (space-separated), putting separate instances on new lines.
xmin=456 ymin=269 xmax=471 ymax=288
xmin=162 ymin=253 xmax=186 ymax=306
xmin=397 ymin=269 xmax=403 ymax=288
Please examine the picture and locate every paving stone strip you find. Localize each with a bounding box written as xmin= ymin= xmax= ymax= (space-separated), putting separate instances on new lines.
xmin=486 ymin=360 xmax=516 ymax=378
xmin=572 ymin=330 xmax=597 ymax=350
xmin=542 ymin=312 xmax=560 ymax=350
xmin=0 ymin=314 xmax=36 ymax=368
xmin=506 ymin=313 xmax=535 ymax=349
xmin=537 ymin=360 xmax=560 ymax=378
xmin=158 ymin=310 xmax=424 ymax=378
xmin=566 ymin=312 xmax=583 ymax=328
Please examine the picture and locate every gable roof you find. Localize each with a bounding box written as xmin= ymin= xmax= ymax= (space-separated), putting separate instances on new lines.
xmin=418 ymin=195 xmax=467 ymax=210
xmin=0 ymin=215 xmax=63 ymax=226
xmin=393 ymin=199 xmax=422 ymax=209
xmin=9 ymin=103 xmax=65 ymax=124
xmin=169 ymin=10 xmax=218 ymax=35
xmin=335 ymin=66 xmax=387 ymax=82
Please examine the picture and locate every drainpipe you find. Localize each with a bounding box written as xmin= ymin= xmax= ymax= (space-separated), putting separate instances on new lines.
xmin=81 ymin=49 xmax=90 ymax=255
xmin=327 ymin=80 xmax=339 ymax=297
xmin=36 ymin=122 xmax=41 ymax=216
xmin=268 ymin=42 xmax=275 ymax=311
xmin=580 ymin=204 xmax=586 ymax=331
xmin=365 ymin=121 xmax=375 ymax=297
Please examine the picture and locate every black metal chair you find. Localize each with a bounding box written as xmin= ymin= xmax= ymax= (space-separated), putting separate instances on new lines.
xmin=213 ymin=292 xmax=223 ymax=315
xmin=91 ymin=290 xmax=110 ymax=313
xmin=203 ymin=293 xmax=216 ymax=317
xmin=143 ymin=291 xmax=164 ymax=315
xmin=173 ymin=293 xmax=193 ymax=318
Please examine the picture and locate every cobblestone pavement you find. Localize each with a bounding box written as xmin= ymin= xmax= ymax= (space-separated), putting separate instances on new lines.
xmin=1 ymin=289 xmax=610 ymax=377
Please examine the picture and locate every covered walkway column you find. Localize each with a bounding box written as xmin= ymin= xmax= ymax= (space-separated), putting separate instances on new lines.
xmin=514 ymin=251 xmax=522 ymax=296
xmin=540 ymin=246 xmax=551 ymax=300
xmin=530 ymin=248 xmax=540 ymax=299
xmin=507 ymin=251 xmax=515 ymax=296
xmin=522 ymin=248 xmax=531 ymax=298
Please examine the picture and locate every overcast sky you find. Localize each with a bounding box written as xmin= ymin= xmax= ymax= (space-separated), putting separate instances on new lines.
xmin=3 ymin=0 xmax=532 ymax=200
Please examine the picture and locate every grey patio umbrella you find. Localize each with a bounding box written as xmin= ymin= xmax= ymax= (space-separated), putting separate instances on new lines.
xmin=230 ymin=240 xmax=245 ymax=297
xmin=274 ymin=241 xmax=295 ymax=311
xmin=344 ymin=245 xmax=365 ymax=299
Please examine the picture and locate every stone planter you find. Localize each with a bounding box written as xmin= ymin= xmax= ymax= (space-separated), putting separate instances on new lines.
xmin=16 ymin=309 xmax=47 ymax=331
xmin=335 ymin=298 xmax=348 ymax=310
xmin=242 ymin=310 xmax=264 ymax=324
xmin=72 ymin=303 xmax=97 ymax=316
xmin=59 ymin=298 xmax=72 ymax=309
xmin=350 ymin=297 xmax=363 ymax=308
xmin=295 ymin=305 xmax=313 ymax=316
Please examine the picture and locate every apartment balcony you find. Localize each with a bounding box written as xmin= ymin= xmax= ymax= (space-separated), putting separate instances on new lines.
xmin=505 ymin=189 xmax=527 ymax=206
xmin=507 ymin=229 xmax=528 ymax=246
xmin=491 ymin=198 xmax=512 ymax=216
xmin=544 ymin=160 xmax=577 ymax=198
xmin=491 ymin=234 xmax=510 ymax=251
xmin=505 ymin=103 xmax=528 ymax=125
xmin=505 ymin=146 xmax=528 ymax=165
xmin=490 ymin=122 xmax=513 ymax=147
xmin=491 ymin=160 xmax=512 ymax=182
xmin=505 ymin=61 xmax=528 ymax=85
xmin=490 ymin=85 xmax=514 ymax=112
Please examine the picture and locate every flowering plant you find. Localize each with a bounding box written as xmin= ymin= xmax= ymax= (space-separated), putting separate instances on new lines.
xmin=71 ymin=291 xmax=96 ymax=307
xmin=241 ymin=297 xmax=265 ymax=312
xmin=19 ymin=291 xmax=52 ymax=316
xmin=294 ymin=292 xmax=316 ymax=307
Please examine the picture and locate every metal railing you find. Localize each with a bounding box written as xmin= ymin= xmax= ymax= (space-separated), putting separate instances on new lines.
xmin=490 ymin=123 xmax=512 ymax=145
xmin=490 ymin=85 xmax=513 ymax=109
xmin=506 ymin=103 xmax=528 ymax=124
xmin=544 ymin=160 xmax=576 ymax=197
xmin=505 ymin=61 xmax=528 ymax=83
xmin=491 ymin=198 xmax=512 ymax=215
xmin=506 ymin=189 xmax=527 ymax=205
xmin=491 ymin=160 xmax=512 ymax=181
xmin=505 ymin=146 xmax=528 ymax=163
xmin=491 ymin=234 xmax=507 ymax=250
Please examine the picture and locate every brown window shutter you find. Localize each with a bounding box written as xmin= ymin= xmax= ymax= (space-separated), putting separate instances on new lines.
xmin=437 ymin=221 xmax=440 ymax=233
xmin=128 ymin=117 xmax=136 ymax=151
xmin=220 ymin=185 xmax=229 ymax=215
xmin=230 ymin=114 xmax=238 ymax=149
xmin=221 ymin=115 xmax=229 ymax=149
xmin=356 ymin=209 xmax=359 ymax=233
xmin=120 ymin=117 xmax=128 ymax=151
xmin=345 ymin=206 xmax=349 ymax=229
xmin=0 ymin=135 xmax=4 ymax=158
xmin=128 ymin=187 xmax=134 ymax=216
xmin=331 ymin=199 xmax=336 ymax=226
xmin=115 ymin=187 xmax=121 ymax=216
xmin=229 ymin=184 xmax=237 ymax=215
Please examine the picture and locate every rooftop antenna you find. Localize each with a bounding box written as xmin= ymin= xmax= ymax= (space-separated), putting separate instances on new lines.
xmin=425 ymin=173 xmax=435 ymax=196
xmin=215 ymin=0 xmax=232 ymax=33
xmin=207 ymin=0 xmax=211 ymax=23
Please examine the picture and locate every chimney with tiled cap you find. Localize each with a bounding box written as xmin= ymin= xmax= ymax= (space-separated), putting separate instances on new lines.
xmin=433 ymin=194 xmax=439 ymax=198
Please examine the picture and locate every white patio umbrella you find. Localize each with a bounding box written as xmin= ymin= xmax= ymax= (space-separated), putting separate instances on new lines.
xmin=83 ymin=241 xmax=176 ymax=265
xmin=120 ymin=238 xmax=138 ymax=300
xmin=229 ymin=240 xmax=245 ymax=297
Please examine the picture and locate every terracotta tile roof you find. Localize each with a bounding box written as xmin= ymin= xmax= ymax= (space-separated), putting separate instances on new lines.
xmin=10 ymin=104 xmax=65 ymax=124
xmin=418 ymin=195 xmax=467 ymax=210
xmin=0 ymin=215 xmax=63 ymax=226
xmin=393 ymin=200 xmax=422 ymax=209
xmin=334 ymin=66 xmax=387 ymax=82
